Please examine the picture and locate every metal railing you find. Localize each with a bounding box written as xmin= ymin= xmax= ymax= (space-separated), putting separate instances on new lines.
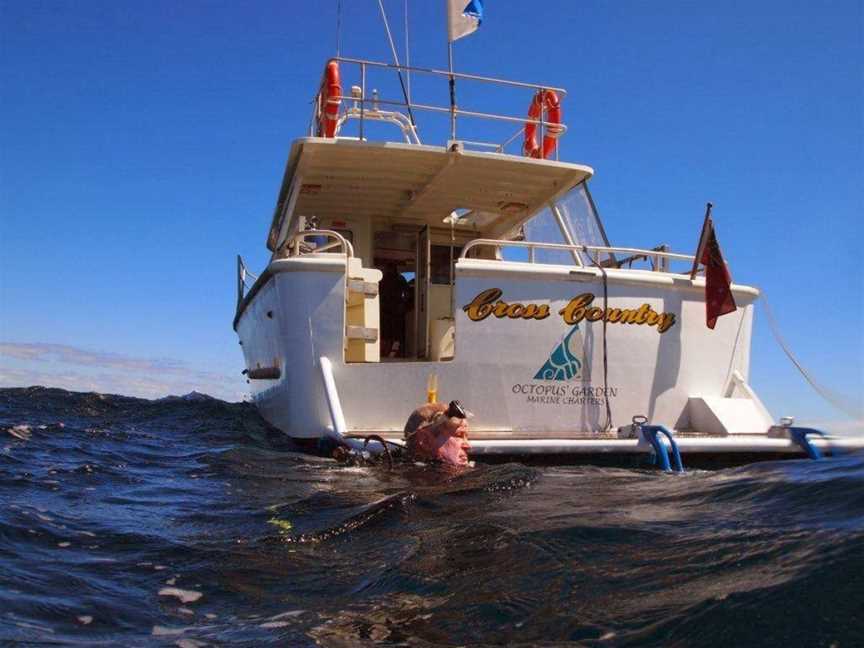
xmin=288 ymin=229 xmax=355 ymax=258
xmin=236 ymin=255 xmax=258 ymax=310
xmin=461 ymin=239 xmax=696 ymax=273
xmin=236 ymin=230 xmax=354 ymax=313
xmin=312 ymin=57 xmax=569 ymax=156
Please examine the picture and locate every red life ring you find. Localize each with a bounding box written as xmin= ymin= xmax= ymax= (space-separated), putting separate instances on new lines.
xmin=317 ymin=60 xmax=342 ymax=138
xmin=523 ymin=90 xmax=563 ymax=159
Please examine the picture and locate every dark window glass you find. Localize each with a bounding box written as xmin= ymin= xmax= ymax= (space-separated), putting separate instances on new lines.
xmin=430 ymin=245 xmax=462 ymax=285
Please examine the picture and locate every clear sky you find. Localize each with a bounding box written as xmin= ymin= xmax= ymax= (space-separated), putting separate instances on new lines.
xmin=1 ymin=1 xmax=861 ymax=430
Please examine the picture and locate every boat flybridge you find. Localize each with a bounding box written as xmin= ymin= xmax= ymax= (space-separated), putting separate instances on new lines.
xmin=234 ymin=57 xmax=856 ymax=467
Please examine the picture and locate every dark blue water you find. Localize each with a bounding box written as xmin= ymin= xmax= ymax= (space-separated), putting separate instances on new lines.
xmin=2 ymin=386 xmax=863 ymax=646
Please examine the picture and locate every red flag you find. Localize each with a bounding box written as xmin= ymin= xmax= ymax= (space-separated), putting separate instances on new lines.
xmin=700 ymin=218 xmax=737 ymax=328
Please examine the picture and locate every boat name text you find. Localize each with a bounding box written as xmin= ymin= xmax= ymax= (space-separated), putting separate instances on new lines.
xmin=462 ymin=289 xmax=677 ymax=333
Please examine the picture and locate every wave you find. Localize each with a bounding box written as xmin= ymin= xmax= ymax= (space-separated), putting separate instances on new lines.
xmin=1 ymin=386 xmax=862 ymax=646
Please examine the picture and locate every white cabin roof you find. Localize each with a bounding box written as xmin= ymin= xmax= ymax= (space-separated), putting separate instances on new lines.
xmin=267 ymin=138 xmax=594 ymax=250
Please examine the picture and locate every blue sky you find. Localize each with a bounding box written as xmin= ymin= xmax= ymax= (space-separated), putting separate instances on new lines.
xmin=1 ymin=1 xmax=861 ymax=428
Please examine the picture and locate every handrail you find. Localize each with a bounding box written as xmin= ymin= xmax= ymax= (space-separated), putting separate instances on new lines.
xmin=337 ymin=105 xmax=420 ymax=144
xmin=461 ymin=239 xmax=696 ymax=273
xmin=314 ymin=57 xmax=569 ymax=155
xmin=236 ymin=230 xmax=353 ymax=319
xmin=497 ymin=126 xmax=529 ymax=153
xmin=338 ymin=93 xmax=569 ymax=134
xmin=236 ymin=255 xmax=258 ymax=312
xmin=289 ymin=229 xmax=355 ymax=258
xmin=333 ymin=94 xmax=568 ymax=153
xmin=615 ymin=244 xmax=672 ymax=272
xmin=334 ymin=56 xmax=568 ymax=96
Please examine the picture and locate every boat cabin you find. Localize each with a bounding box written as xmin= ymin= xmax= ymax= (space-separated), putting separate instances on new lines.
xmin=260 ymin=137 xmax=615 ymax=364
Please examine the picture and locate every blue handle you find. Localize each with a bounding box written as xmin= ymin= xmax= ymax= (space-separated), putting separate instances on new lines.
xmin=787 ymin=427 xmax=825 ymax=460
xmin=647 ymin=430 xmax=671 ymax=471
xmin=654 ymin=426 xmax=685 ymax=473
xmin=640 ymin=424 xmax=685 ymax=473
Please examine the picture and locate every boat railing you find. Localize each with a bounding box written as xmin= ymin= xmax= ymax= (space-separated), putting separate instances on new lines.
xmin=461 ymin=239 xmax=697 ymax=273
xmin=236 ymin=255 xmax=258 ymax=311
xmin=313 ymin=57 xmax=569 ymax=156
xmin=236 ymin=230 xmax=354 ymax=313
xmin=288 ymin=229 xmax=355 ymax=258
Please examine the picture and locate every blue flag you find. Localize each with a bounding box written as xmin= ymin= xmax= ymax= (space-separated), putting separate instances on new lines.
xmin=448 ymin=0 xmax=484 ymax=42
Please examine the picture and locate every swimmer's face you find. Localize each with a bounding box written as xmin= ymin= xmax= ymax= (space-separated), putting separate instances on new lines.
xmin=406 ymin=407 xmax=471 ymax=467
xmin=438 ymin=434 xmax=471 ymax=466
xmin=435 ymin=418 xmax=470 ymax=466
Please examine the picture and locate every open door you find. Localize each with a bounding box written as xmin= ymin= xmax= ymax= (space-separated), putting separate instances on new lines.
xmin=415 ymin=225 xmax=430 ymax=358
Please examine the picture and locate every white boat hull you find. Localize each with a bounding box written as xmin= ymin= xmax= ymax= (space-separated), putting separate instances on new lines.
xmin=232 ymin=255 xmax=850 ymax=456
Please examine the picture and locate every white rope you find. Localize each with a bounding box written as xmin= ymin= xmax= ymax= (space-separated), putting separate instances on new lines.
xmin=404 ymin=0 xmax=411 ymax=103
xmin=761 ymin=293 xmax=863 ymax=419
xmin=376 ymin=0 xmax=416 ymax=128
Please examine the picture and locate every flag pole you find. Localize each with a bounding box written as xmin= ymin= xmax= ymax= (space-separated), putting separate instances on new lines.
xmin=690 ymin=202 xmax=714 ymax=279
xmin=448 ymin=39 xmax=456 ymax=141
xmin=446 ymin=0 xmax=483 ymax=142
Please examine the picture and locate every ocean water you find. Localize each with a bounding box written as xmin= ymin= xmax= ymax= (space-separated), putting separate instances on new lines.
xmin=1 ymin=386 xmax=862 ymax=647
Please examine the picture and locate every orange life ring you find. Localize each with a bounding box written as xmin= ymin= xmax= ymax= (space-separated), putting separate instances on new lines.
xmin=523 ymin=90 xmax=563 ymax=159
xmin=317 ymin=60 xmax=342 ymax=138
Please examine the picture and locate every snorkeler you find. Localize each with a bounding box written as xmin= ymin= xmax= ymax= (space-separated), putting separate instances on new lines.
xmin=329 ymin=400 xmax=471 ymax=468
xmin=403 ymin=400 xmax=471 ymax=467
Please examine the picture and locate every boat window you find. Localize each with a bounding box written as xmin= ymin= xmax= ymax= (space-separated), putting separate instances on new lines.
xmin=554 ymin=182 xmax=615 ymax=266
xmin=431 ymin=245 xmax=462 ymax=284
xmin=521 ymin=182 xmax=615 ymax=267
xmin=522 ymin=205 xmax=575 ymax=265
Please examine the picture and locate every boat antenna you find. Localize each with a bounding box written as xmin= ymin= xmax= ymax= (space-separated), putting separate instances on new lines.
xmin=404 ymin=0 xmax=411 ymax=104
xmin=376 ymin=0 xmax=417 ymax=129
xmin=336 ymin=0 xmax=343 ymax=56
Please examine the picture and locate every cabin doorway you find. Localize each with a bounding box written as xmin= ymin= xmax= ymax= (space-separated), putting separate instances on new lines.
xmin=373 ymin=229 xmax=418 ymax=359
xmin=415 ymin=225 xmax=430 ymax=359
xmin=372 ymin=226 xmax=462 ymax=362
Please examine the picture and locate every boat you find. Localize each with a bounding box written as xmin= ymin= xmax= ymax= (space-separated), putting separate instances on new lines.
xmin=232 ymin=32 xmax=862 ymax=468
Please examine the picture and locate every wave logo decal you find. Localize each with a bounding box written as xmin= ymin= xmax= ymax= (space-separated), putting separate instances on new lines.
xmin=534 ymin=326 xmax=582 ymax=381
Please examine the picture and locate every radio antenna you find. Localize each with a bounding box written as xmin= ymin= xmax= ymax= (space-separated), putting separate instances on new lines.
xmin=335 ymin=0 xmax=343 ymax=56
